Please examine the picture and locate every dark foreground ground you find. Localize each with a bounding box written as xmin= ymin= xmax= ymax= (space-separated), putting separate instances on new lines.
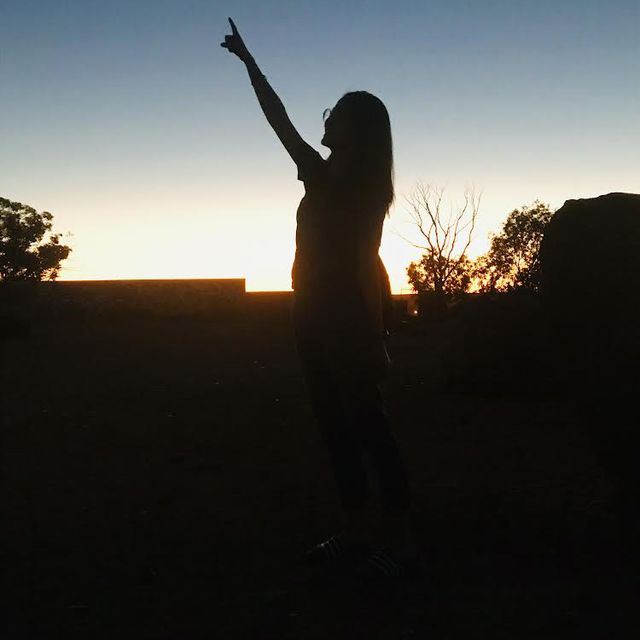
xmin=3 ymin=306 xmax=639 ymax=639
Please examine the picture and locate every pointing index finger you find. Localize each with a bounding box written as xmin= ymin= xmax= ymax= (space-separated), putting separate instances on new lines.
xmin=228 ymin=17 xmax=239 ymax=35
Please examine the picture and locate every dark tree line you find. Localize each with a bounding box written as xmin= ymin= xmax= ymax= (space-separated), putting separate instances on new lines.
xmin=1 ymin=197 xmax=71 ymax=282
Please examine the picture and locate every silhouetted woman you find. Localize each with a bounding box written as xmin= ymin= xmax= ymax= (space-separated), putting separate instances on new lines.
xmin=222 ymin=18 xmax=418 ymax=577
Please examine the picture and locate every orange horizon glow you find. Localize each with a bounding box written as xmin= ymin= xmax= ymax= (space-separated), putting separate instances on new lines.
xmin=53 ymin=220 xmax=432 ymax=295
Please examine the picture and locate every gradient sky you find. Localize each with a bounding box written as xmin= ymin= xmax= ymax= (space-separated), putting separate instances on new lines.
xmin=1 ymin=0 xmax=638 ymax=292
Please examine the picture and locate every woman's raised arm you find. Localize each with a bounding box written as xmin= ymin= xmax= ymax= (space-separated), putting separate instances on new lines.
xmin=221 ymin=18 xmax=320 ymax=170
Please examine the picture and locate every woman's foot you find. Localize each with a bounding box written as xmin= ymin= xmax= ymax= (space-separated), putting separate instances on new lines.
xmin=304 ymin=532 xmax=371 ymax=568
xmin=355 ymin=545 xmax=424 ymax=581
xmin=304 ymin=508 xmax=376 ymax=568
xmin=354 ymin=512 xmax=423 ymax=580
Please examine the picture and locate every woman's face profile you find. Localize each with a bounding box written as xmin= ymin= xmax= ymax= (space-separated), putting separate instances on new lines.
xmin=321 ymin=105 xmax=353 ymax=151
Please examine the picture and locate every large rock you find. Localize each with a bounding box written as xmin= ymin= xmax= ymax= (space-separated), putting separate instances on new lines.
xmin=539 ymin=192 xmax=640 ymax=508
xmin=540 ymin=192 xmax=640 ymax=388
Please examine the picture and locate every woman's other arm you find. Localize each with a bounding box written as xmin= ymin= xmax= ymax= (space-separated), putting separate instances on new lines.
xmin=221 ymin=18 xmax=321 ymax=170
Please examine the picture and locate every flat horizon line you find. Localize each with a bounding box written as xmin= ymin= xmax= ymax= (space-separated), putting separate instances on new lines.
xmin=39 ymin=278 xmax=418 ymax=296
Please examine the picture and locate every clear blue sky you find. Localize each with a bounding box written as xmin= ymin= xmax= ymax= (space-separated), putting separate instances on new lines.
xmin=1 ymin=0 xmax=638 ymax=290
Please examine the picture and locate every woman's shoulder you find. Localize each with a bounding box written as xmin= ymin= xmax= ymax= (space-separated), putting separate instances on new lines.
xmin=297 ymin=148 xmax=329 ymax=186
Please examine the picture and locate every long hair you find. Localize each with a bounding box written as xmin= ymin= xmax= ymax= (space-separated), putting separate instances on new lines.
xmin=331 ymin=91 xmax=395 ymax=218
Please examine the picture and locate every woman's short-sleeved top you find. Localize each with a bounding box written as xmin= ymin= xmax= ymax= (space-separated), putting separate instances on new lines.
xmin=291 ymin=148 xmax=386 ymax=336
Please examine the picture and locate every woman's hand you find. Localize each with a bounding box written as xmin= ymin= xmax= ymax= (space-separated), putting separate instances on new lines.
xmin=220 ymin=17 xmax=252 ymax=63
xmin=221 ymin=17 xmax=314 ymax=170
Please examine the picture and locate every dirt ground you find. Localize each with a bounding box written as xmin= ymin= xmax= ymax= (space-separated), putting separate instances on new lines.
xmin=3 ymin=307 xmax=638 ymax=639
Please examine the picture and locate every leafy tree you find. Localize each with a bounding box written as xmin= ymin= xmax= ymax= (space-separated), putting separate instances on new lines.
xmin=474 ymin=200 xmax=553 ymax=293
xmin=407 ymin=251 xmax=472 ymax=296
xmin=402 ymin=183 xmax=480 ymax=297
xmin=0 ymin=197 xmax=72 ymax=281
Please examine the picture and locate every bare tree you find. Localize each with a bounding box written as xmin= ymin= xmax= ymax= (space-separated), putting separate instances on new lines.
xmin=398 ymin=183 xmax=481 ymax=297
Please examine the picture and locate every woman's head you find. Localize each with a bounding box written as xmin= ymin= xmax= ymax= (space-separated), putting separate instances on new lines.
xmin=321 ymin=91 xmax=395 ymax=216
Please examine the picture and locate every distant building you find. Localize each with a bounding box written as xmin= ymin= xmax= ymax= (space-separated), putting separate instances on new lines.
xmin=34 ymin=279 xmax=422 ymax=322
xmin=41 ymin=278 xmax=247 ymax=317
